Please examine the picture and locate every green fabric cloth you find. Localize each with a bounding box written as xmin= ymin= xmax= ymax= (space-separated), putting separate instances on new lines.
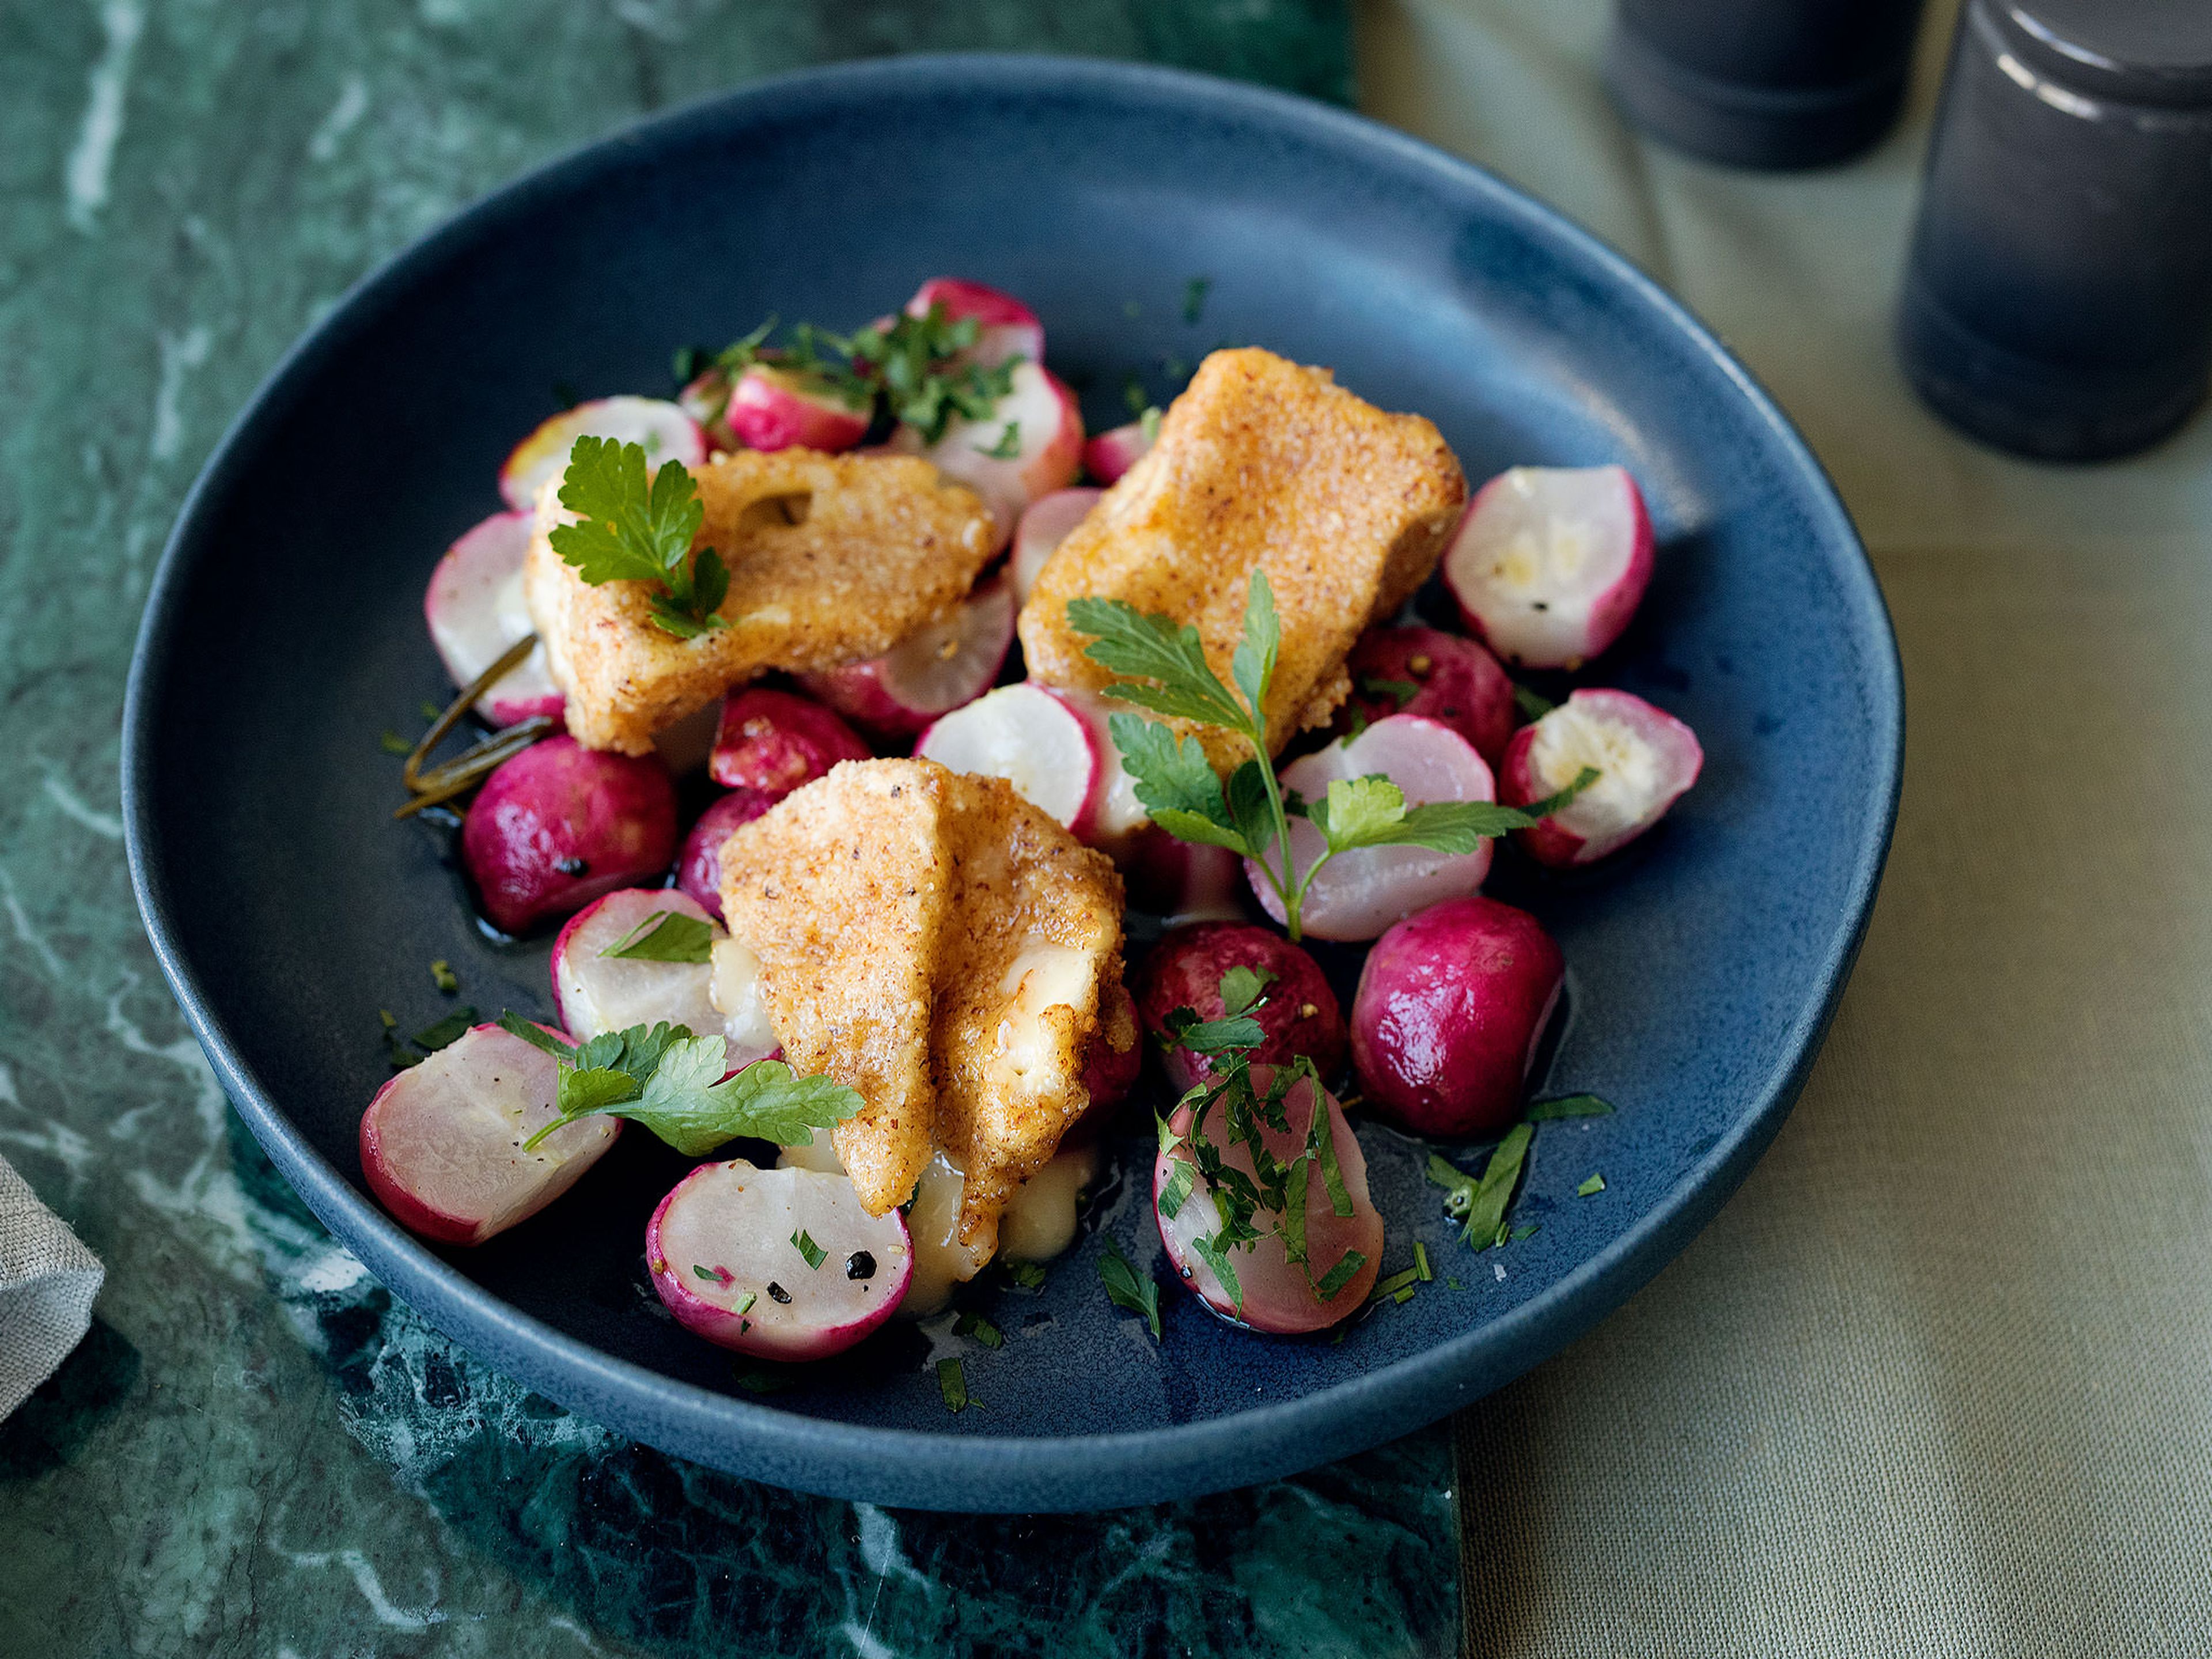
xmin=1360 ymin=1 xmax=2212 ymax=1653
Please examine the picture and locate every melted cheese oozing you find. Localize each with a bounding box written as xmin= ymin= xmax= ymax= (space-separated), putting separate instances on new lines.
xmin=708 ymin=934 xmax=781 ymax=1056
xmin=989 ymin=938 xmax=1090 ymax=1092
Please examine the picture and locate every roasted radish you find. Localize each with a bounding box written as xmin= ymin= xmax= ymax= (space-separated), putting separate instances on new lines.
xmin=1444 ymin=464 xmax=1654 ymax=669
xmin=725 ymin=363 xmax=872 ymax=453
xmin=550 ymin=888 xmax=777 ymax=1064
xmin=1338 ymin=625 xmax=1517 ymax=768
xmin=677 ymin=365 xmax=740 ymax=451
xmin=709 ymin=688 xmax=872 ymax=797
xmin=1154 ymin=1066 xmax=1381 ymax=1332
xmin=799 ymin=572 xmax=1015 ymax=737
xmin=675 ymin=787 xmax=777 ymax=920
xmin=1010 ymin=486 xmax=1102 ymax=605
xmin=359 ymin=1022 xmax=618 ymax=1245
xmin=461 ymin=736 xmax=679 ymax=935
xmin=913 ymin=683 xmax=1097 ymax=831
xmin=1247 ymin=714 xmax=1497 ymax=943
xmin=498 ymin=397 xmax=707 ymax=512
xmin=1351 ymin=896 xmax=1565 ymax=1138
xmin=1077 ymin=982 xmax=1143 ymax=1125
xmin=1137 ymin=923 xmax=1346 ymax=1093
xmin=647 ymin=1158 xmax=912 ymax=1358
xmin=1499 ymin=690 xmax=1703 ymax=866
xmin=904 ymin=276 xmax=1044 ymax=370
xmin=423 ymin=510 xmax=565 ymax=726
xmin=1122 ymin=834 xmax=1247 ymax=925
xmin=889 ymin=362 xmax=1083 ymax=549
xmin=1081 ymin=419 xmax=1154 ymax=484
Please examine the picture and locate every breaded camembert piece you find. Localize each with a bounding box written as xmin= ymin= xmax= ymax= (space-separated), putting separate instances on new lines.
xmin=1019 ymin=347 xmax=1466 ymax=770
xmin=527 ymin=449 xmax=996 ymax=753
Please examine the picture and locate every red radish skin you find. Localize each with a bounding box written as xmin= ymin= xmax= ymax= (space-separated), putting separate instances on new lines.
xmin=904 ymin=277 xmax=1044 ymax=370
xmin=1351 ymin=897 xmax=1565 ymax=1138
xmin=359 ymin=1022 xmax=618 ymax=1246
xmin=1081 ymin=420 xmax=1154 ymax=484
xmin=709 ymin=688 xmax=873 ymax=797
xmin=1501 ymin=689 xmax=1704 ymax=867
xmin=1248 ymin=714 xmax=1497 ymax=943
xmin=1136 ymin=923 xmax=1346 ymax=1093
xmin=1122 ymin=834 xmax=1246 ymax=925
xmin=677 ymin=366 xmax=740 ymax=451
xmin=1338 ymin=626 xmax=1517 ymax=768
xmin=1049 ymin=687 xmax=1154 ymax=853
xmin=423 ymin=510 xmax=566 ymax=726
xmin=889 ymin=362 xmax=1083 ymax=551
xmin=1010 ymin=486 xmax=1103 ymax=605
xmin=647 ymin=1159 xmax=913 ymax=1359
xmin=799 ymin=572 xmax=1015 ymax=737
xmin=461 ymin=737 xmax=679 ymax=935
xmin=1079 ymin=982 xmax=1143 ymax=1117
xmin=725 ymin=363 xmax=872 ymax=453
xmin=913 ymin=683 xmax=1098 ymax=831
xmin=498 ymin=396 xmax=707 ymax=512
xmin=1154 ymin=1067 xmax=1382 ymax=1333
xmin=1445 ymin=464 xmax=1655 ymax=669
xmin=676 ymin=788 xmax=777 ymax=920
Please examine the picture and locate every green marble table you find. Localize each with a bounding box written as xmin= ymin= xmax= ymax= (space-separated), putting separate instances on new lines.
xmin=0 ymin=3 xmax=1462 ymax=1655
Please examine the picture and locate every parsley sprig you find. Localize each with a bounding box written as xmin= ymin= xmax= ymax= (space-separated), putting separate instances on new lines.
xmin=550 ymin=436 xmax=729 ymax=639
xmin=702 ymin=304 xmax=1020 ymax=445
xmin=495 ymin=1015 xmax=862 ymax=1156
xmin=1067 ymin=570 xmax=1600 ymax=940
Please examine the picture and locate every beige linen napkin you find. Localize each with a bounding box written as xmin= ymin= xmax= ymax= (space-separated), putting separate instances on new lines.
xmin=0 ymin=1153 xmax=104 ymax=1419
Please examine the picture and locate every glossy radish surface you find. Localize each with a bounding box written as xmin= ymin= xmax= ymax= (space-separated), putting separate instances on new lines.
xmin=914 ymin=683 xmax=1096 ymax=830
xmin=1137 ymin=923 xmax=1346 ymax=1093
xmin=709 ymin=688 xmax=872 ymax=797
xmin=423 ymin=510 xmax=565 ymax=725
xmin=1122 ymin=834 xmax=1247 ymax=925
xmin=1501 ymin=689 xmax=1703 ymax=866
xmin=359 ymin=1022 xmax=618 ymax=1246
xmin=498 ymin=396 xmax=707 ymax=512
xmin=725 ymin=363 xmax=872 ymax=453
xmin=1351 ymin=896 xmax=1565 ymax=1138
xmin=1010 ymin=486 xmax=1102 ymax=605
xmin=461 ymin=736 xmax=679 ymax=935
xmin=1247 ymin=714 xmax=1496 ymax=942
xmin=675 ymin=787 xmax=777 ymax=920
xmin=1081 ymin=419 xmax=1154 ymax=484
xmin=1154 ymin=1067 xmax=1381 ymax=1332
xmin=648 ymin=1159 xmax=912 ymax=1359
xmin=904 ymin=276 xmax=1044 ymax=370
xmin=1338 ymin=625 xmax=1516 ymax=768
xmin=1444 ymin=464 xmax=1654 ymax=669
xmin=890 ymin=362 xmax=1082 ymax=550
xmin=1049 ymin=686 xmax=1152 ymax=851
xmin=799 ymin=572 xmax=1014 ymax=737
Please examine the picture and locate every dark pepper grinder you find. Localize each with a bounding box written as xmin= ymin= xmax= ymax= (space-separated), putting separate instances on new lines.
xmin=1897 ymin=2 xmax=2212 ymax=461
xmin=1605 ymin=0 xmax=1930 ymax=169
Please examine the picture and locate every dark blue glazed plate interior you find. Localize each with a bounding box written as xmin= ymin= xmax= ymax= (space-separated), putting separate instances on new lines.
xmin=123 ymin=55 xmax=1900 ymax=1512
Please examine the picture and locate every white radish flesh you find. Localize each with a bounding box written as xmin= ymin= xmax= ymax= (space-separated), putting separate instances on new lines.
xmin=1247 ymin=714 xmax=1497 ymax=942
xmin=1051 ymin=685 xmax=1152 ymax=851
xmin=423 ymin=511 xmax=565 ymax=725
xmin=889 ymin=362 xmax=1083 ymax=551
xmin=1444 ymin=464 xmax=1654 ymax=669
xmin=498 ymin=396 xmax=707 ymax=512
xmin=913 ymin=683 xmax=1097 ymax=830
xmin=904 ymin=277 xmax=1045 ymax=370
xmin=1501 ymin=688 xmax=1703 ymax=866
xmin=550 ymin=888 xmax=778 ymax=1063
xmin=359 ymin=1023 xmax=618 ymax=1247
xmin=798 ymin=572 xmax=1015 ymax=737
xmin=647 ymin=1160 xmax=912 ymax=1359
xmin=1010 ymin=486 xmax=1103 ymax=605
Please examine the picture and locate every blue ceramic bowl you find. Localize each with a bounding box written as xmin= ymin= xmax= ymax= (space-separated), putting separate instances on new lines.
xmin=122 ymin=55 xmax=1900 ymax=1512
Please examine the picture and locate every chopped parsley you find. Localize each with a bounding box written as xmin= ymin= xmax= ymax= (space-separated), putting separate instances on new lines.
xmin=952 ymin=1310 xmax=1005 ymax=1350
xmin=976 ymin=419 xmax=1022 ymax=460
xmin=734 ymin=1363 xmax=796 ymax=1395
xmin=1361 ymin=676 xmax=1421 ymax=710
xmin=1414 ymin=1241 xmax=1433 ymax=1282
xmin=1513 ymin=683 xmax=1556 ymax=722
xmin=1525 ymin=1094 xmax=1615 ymax=1120
xmin=430 ymin=959 xmax=459 ymax=994
xmin=1097 ymin=1238 xmax=1161 ymax=1339
xmin=410 ymin=1007 xmax=476 ymax=1054
xmin=1139 ymin=404 xmax=1162 ymax=445
xmin=1182 ymin=276 xmax=1211 ymax=324
xmin=1426 ymin=1124 xmax=1532 ymax=1251
xmin=1006 ymin=1260 xmax=1047 ymax=1291
xmin=790 ymin=1229 xmax=827 ymax=1271
xmin=1368 ymin=1265 xmax=1422 ymax=1304
xmin=378 ymin=730 xmax=412 ymax=756
xmin=600 ymin=909 xmax=715 ymax=964
xmin=937 ymin=1357 xmax=974 ymax=1413
xmin=1577 ymin=1173 xmax=1607 ymax=1196
xmin=1123 ymin=374 xmax=1149 ymax=416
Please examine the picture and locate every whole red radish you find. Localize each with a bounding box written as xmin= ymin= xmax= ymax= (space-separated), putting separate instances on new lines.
xmin=675 ymin=787 xmax=777 ymax=920
xmin=360 ymin=1022 xmax=618 ymax=1245
xmin=725 ymin=363 xmax=872 ymax=453
xmin=904 ymin=277 xmax=1044 ymax=369
xmin=1351 ymin=896 xmax=1565 ymax=1138
xmin=1445 ymin=464 xmax=1654 ymax=669
xmin=1338 ymin=626 xmax=1517 ymax=768
xmin=1121 ymin=833 xmax=1246 ymax=925
xmin=709 ymin=688 xmax=872 ymax=797
xmin=461 ymin=736 xmax=679 ymax=934
xmin=1079 ymin=981 xmax=1143 ymax=1119
xmin=800 ymin=572 xmax=1015 ymax=737
xmin=1136 ymin=923 xmax=1345 ymax=1094
xmin=423 ymin=510 xmax=565 ymax=726
xmin=1500 ymin=689 xmax=1703 ymax=866
xmin=498 ymin=396 xmax=706 ymax=512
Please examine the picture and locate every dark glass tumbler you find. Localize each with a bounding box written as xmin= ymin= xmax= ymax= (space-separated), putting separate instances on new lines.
xmin=1897 ymin=2 xmax=2212 ymax=461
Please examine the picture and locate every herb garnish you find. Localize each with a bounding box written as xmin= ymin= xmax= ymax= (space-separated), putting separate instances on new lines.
xmin=495 ymin=1015 xmax=862 ymax=1156
xmin=1525 ymin=1094 xmax=1614 ymax=1120
xmin=1577 ymin=1173 xmax=1606 ymax=1196
xmin=702 ymin=305 xmax=1019 ymax=445
xmin=1006 ymin=1260 xmax=1047 ymax=1291
xmin=1426 ymin=1124 xmax=1533 ymax=1251
xmin=379 ymin=731 xmax=412 ymax=756
xmin=1361 ymin=676 xmax=1421 ymax=710
xmin=1097 ymin=1239 xmax=1161 ymax=1339
xmin=1066 ymin=570 xmax=1599 ymax=940
xmin=1182 ymin=276 xmax=1211 ymax=325
xmin=1513 ymin=683 xmax=1555 ymax=722
xmin=937 ymin=1357 xmax=975 ymax=1413
xmin=1369 ymin=1265 xmax=1422 ymax=1305
xmin=790 ymin=1229 xmax=826 ymax=1270
xmin=734 ymin=1362 xmax=796 ymax=1395
xmin=952 ymin=1310 xmax=1005 ymax=1350
xmin=1139 ymin=404 xmax=1162 ymax=445
xmin=600 ymin=910 xmax=715 ymax=964
xmin=430 ymin=959 xmax=459 ymax=994
xmin=1414 ymin=1241 xmax=1433 ymax=1282
xmin=976 ymin=419 xmax=1021 ymax=460
xmin=550 ymin=436 xmax=729 ymax=639
xmin=410 ymin=1007 xmax=476 ymax=1054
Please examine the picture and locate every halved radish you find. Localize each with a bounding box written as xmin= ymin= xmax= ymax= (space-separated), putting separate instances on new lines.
xmin=726 ymin=364 xmax=872 ymax=453
xmin=359 ymin=1022 xmax=618 ymax=1246
xmin=709 ymin=688 xmax=873 ymax=797
xmin=913 ymin=683 xmax=1097 ymax=831
xmin=1136 ymin=923 xmax=1346 ymax=1094
xmin=1247 ymin=714 xmax=1496 ymax=943
xmin=1338 ymin=625 xmax=1517 ymax=768
xmin=550 ymin=888 xmax=779 ymax=1063
xmin=1122 ymin=834 xmax=1246 ymax=926
xmin=1051 ymin=686 xmax=1153 ymax=853
xmin=1154 ymin=1066 xmax=1382 ymax=1332
xmin=889 ymin=362 xmax=1084 ymax=551
xmin=647 ymin=1159 xmax=912 ymax=1359
xmin=677 ymin=366 xmax=740 ymax=451
xmin=798 ymin=572 xmax=1015 ymax=738
xmin=904 ymin=277 xmax=1044 ymax=370
xmin=423 ymin=510 xmax=565 ymax=726
xmin=1081 ymin=419 xmax=1154 ymax=485
xmin=1444 ymin=464 xmax=1654 ymax=669
xmin=676 ymin=787 xmax=777 ymax=920
xmin=1010 ymin=486 xmax=1103 ymax=605
xmin=498 ymin=396 xmax=708 ymax=512
xmin=461 ymin=737 xmax=679 ymax=935
xmin=1499 ymin=688 xmax=1702 ymax=866
xmin=1075 ymin=982 xmax=1142 ymax=1130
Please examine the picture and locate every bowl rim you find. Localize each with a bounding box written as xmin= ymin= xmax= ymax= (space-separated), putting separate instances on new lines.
xmin=120 ymin=50 xmax=1903 ymax=1513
